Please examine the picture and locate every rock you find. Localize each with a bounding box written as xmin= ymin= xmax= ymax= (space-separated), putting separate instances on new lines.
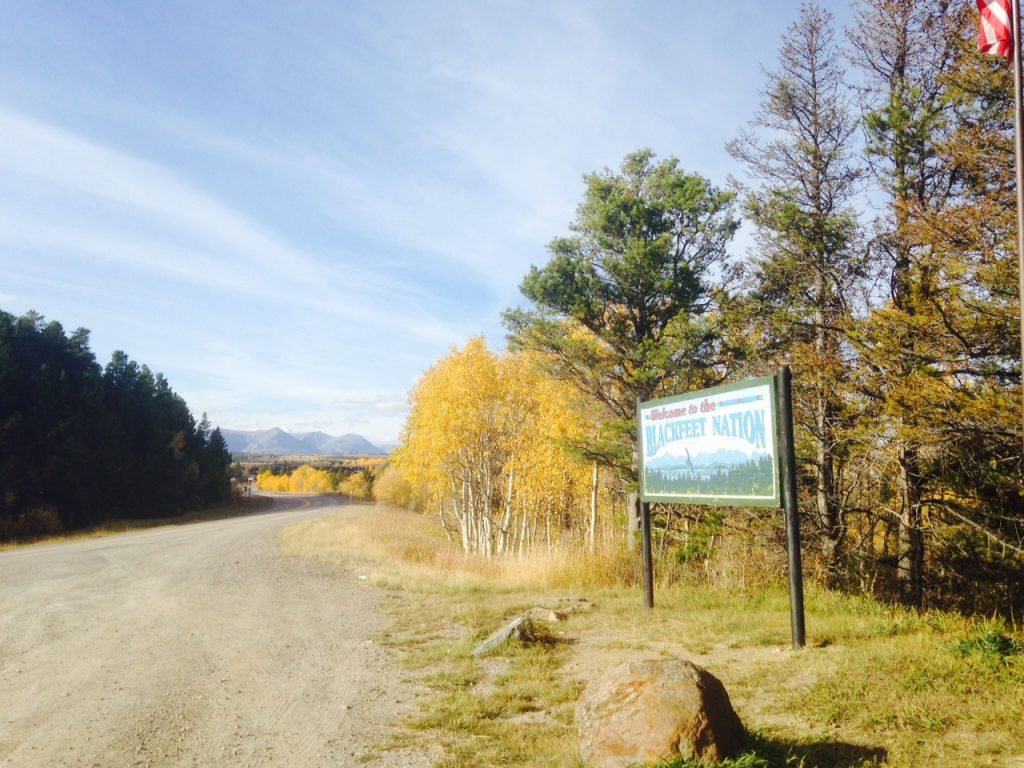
xmin=557 ymin=597 xmax=596 ymax=614
xmin=522 ymin=606 xmax=566 ymax=623
xmin=470 ymin=599 xmax=593 ymax=657
xmin=576 ymin=658 xmax=744 ymax=767
xmin=470 ymin=616 xmax=537 ymax=657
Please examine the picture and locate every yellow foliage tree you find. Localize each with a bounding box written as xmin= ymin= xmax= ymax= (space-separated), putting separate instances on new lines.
xmin=373 ymin=463 xmax=414 ymax=508
xmin=257 ymin=465 xmax=333 ymax=493
xmin=394 ymin=337 xmax=595 ymax=557
xmin=339 ymin=469 xmax=373 ymax=500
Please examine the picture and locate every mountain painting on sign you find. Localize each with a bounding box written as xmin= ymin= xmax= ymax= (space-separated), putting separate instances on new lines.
xmin=638 ymin=377 xmax=781 ymax=507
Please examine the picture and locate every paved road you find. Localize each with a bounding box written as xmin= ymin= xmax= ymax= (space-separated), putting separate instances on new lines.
xmin=0 ymin=497 xmax=428 ymax=767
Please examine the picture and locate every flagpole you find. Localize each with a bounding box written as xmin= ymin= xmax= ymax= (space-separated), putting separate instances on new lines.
xmin=1014 ymin=0 xmax=1024 ymax=454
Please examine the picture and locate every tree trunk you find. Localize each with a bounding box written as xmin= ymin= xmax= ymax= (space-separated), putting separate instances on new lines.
xmin=454 ymin=482 xmax=470 ymax=553
xmin=896 ymin=441 xmax=924 ymax=609
xmin=626 ymin=491 xmax=639 ymax=550
xmin=497 ymin=468 xmax=514 ymax=556
xmin=464 ymin=477 xmax=477 ymax=554
xmin=518 ymin=506 xmax=527 ymax=557
xmin=437 ymin=499 xmax=455 ymax=543
xmin=589 ymin=462 xmax=598 ymax=554
xmin=814 ymin=300 xmax=842 ymax=587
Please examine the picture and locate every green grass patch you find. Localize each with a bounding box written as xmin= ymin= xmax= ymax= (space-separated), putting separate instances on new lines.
xmin=380 ymin=596 xmax=582 ymax=768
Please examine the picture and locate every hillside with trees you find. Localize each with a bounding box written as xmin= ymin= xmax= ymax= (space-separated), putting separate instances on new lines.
xmin=380 ymin=1 xmax=1023 ymax=619
xmin=0 ymin=309 xmax=232 ymax=540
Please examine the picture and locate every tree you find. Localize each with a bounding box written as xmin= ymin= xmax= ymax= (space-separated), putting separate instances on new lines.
xmin=504 ymin=149 xmax=739 ymax=537
xmin=0 ymin=311 xmax=106 ymax=534
xmin=394 ymin=338 xmax=594 ymax=556
xmin=200 ymin=427 xmax=232 ymax=505
xmin=0 ymin=309 xmax=234 ymax=540
xmin=728 ymin=3 xmax=863 ymax=586
xmin=889 ymin=27 xmax=1024 ymax=613
xmin=395 ymin=337 xmax=525 ymax=555
xmin=845 ymin=0 xmax=971 ymax=607
xmin=373 ymin=462 xmax=415 ymax=509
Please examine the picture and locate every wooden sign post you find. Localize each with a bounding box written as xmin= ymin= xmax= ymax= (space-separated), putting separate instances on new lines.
xmin=776 ymin=365 xmax=806 ymax=648
xmin=637 ymin=370 xmax=806 ymax=648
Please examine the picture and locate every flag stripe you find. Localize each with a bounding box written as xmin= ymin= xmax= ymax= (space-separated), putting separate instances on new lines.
xmin=978 ymin=0 xmax=1014 ymax=61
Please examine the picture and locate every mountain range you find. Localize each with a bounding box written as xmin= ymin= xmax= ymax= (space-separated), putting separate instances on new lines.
xmin=645 ymin=448 xmax=768 ymax=471
xmin=221 ymin=428 xmax=388 ymax=456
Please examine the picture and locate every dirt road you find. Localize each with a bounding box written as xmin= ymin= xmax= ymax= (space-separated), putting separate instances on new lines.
xmin=0 ymin=497 xmax=430 ymax=767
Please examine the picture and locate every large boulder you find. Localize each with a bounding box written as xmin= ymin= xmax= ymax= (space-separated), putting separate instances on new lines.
xmin=576 ymin=658 xmax=744 ymax=767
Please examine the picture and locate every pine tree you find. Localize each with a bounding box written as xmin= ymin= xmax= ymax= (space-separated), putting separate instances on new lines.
xmin=504 ymin=150 xmax=739 ymax=541
xmin=728 ymin=2 xmax=863 ymax=586
xmin=845 ymin=0 xmax=970 ymax=608
xmin=892 ymin=27 xmax=1024 ymax=613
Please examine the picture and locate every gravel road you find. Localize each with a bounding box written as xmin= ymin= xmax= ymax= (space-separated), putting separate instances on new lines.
xmin=0 ymin=496 xmax=431 ymax=767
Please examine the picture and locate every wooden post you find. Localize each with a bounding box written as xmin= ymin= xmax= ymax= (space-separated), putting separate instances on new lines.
xmin=777 ymin=365 xmax=806 ymax=649
xmin=640 ymin=501 xmax=654 ymax=609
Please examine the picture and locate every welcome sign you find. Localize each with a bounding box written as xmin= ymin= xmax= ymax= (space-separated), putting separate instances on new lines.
xmin=638 ymin=376 xmax=781 ymax=507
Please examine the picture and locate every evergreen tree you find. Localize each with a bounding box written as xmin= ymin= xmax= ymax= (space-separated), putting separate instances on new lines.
xmin=504 ymin=149 xmax=739 ymax=487
xmin=728 ymin=2 xmax=864 ymax=586
xmin=0 ymin=309 xmax=234 ymax=539
xmin=200 ymin=427 xmax=232 ymax=505
xmin=892 ymin=27 xmax=1023 ymax=613
xmin=845 ymin=0 xmax=970 ymax=608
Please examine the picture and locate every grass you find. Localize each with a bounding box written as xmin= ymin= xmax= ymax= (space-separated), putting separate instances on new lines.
xmin=280 ymin=504 xmax=1024 ymax=768
xmin=0 ymin=493 xmax=275 ymax=550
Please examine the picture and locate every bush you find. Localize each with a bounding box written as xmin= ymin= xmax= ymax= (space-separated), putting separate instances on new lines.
xmin=0 ymin=505 xmax=62 ymax=542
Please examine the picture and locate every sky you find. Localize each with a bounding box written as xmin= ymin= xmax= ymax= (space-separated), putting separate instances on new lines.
xmin=0 ymin=0 xmax=855 ymax=446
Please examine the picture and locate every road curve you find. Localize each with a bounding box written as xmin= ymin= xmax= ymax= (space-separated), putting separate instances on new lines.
xmin=0 ymin=497 xmax=428 ymax=767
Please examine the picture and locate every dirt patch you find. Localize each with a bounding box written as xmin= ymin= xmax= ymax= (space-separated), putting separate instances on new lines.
xmin=0 ymin=499 xmax=435 ymax=767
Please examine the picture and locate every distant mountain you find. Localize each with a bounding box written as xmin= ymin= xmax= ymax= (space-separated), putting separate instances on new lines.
xmin=222 ymin=428 xmax=386 ymax=456
xmin=646 ymin=448 xmax=767 ymax=471
xmin=290 ymin=431 xmax=336 ymax=451
xmin=293 ymin=432 xmax=383 ymax=456
xmin=221 ymin=428 xmax=310 ymax=455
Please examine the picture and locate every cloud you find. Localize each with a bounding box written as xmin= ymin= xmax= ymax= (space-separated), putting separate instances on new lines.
xmin=0 ymin=107 xmax=468 ymax=345
xmin=0 ymin=0 xmax=843 ymax=445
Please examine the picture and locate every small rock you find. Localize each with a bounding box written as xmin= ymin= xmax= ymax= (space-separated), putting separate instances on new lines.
xmin=470 ymin=616 xmax=537 ymax=657
xmin=557 ymin=597 xmax=596 ymax=614
xmin=522 ymin=607 xmax=566 ymax=623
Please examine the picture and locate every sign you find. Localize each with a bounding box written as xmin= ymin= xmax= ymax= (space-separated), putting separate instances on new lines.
xmin=637 ymin=376 xmax=781 ymax=507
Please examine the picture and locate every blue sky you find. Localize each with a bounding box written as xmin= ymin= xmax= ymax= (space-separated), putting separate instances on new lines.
xmin=0 ymin=1 xmax=853 ymax=445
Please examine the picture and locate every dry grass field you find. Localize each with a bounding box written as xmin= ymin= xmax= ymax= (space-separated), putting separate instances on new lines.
xmin=280 ymin=504 xmax=1024 ymax=768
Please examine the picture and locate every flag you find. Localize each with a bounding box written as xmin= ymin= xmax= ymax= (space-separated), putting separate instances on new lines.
xmin=978 ymin=0 xmax=1014 ymax=61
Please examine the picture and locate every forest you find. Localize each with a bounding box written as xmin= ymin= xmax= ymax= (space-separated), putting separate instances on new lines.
xmin=382 ymin=1 xmax=1024 ymax=618
xmin=0 ymin=309 xmax=232 ymax=540
xmin=255 ymin=460 xmax=378 ymax=498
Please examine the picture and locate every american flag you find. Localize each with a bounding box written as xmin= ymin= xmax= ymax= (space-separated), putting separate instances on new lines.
xmin=978 ymin=0 xmax=1015 ymax=61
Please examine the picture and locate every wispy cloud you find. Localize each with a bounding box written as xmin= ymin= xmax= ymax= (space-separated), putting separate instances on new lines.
xmin=0 ymin=0 xmax=841 ymax=442
xmin=0 ymin=107 xmax=465 ymax=344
